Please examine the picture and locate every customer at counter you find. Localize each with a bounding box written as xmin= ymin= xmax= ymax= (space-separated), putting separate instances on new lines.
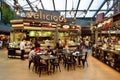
xmin=19 ymin=39 xmax=26 ymax=60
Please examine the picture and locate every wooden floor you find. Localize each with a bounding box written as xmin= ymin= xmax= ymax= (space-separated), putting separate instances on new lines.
xmin=0 ymin=48 xmax=120 ymax=80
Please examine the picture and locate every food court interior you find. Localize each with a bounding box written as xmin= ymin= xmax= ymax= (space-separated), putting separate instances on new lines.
xmin=0 ymin=0 xmax=120 ymax=80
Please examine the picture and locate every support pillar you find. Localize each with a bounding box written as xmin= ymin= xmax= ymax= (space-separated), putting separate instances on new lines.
xmin=55 ymin=26 xmax=58 ymax=45
xmin=95 ymin=30 xmax=98 ymax=45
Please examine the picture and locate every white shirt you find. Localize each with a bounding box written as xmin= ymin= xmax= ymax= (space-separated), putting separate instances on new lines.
xmin=0 ymin=41 xmax=3 ymax=47
xmin=20 ymin=41 xmax=26 ymax=50
xmin=28 ymin=50 xmax=36 ymax=60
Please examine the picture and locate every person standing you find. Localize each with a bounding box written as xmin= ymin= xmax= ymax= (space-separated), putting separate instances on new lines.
xmin=0 ymin=39 xmax=3 ymax=48
xmin=20 ymin=39 xmax=26 ymax=60
xmin=85 ymin=39 xmax=89 ymax=48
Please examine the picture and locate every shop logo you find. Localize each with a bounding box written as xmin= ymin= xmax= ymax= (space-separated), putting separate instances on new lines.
xmin=22 ymin=10 xmax=67 ymax=23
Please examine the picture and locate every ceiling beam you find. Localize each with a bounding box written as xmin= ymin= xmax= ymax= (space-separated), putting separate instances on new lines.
xmin=56 ymin=9 xmax=114 ymax=12
xmin=84 ymin=0 xmax=94 ymax=17
xmin=26 ymin=0 xmax=35 ymax=12
xmin=86 ymin=0 xmax=94 ymax=11
xmin=65 ymin=0 xmax=67 ymax=17
xmin=9 ymin=0 xmax=25 ymax=13
xmin=20 ymin=6 xmax=114 ymax=12
xmin=22 ymin=0 xmax=38 ymax=7
xmin=52 ymin=0 xmax=56 ymax=11
xmin=76 ymin=17 xmax=96 ymax=20
xmin=74 ymin=0 xmax=81 ymax=18
xmin=93 ymin=0 xmax=106 ymax=18
xmin=105 ymin=1 xmax=118 ymax=15
xmin=40 ymin=0 xmax=44 ymax=10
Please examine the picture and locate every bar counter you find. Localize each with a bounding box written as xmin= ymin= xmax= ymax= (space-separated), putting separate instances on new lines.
xmin=92 ymin=47 xmax=120 ymax=72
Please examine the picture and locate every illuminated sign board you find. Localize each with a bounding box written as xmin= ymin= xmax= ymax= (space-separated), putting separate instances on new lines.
xmin=22 ymin=10 xmax=67 ymax=23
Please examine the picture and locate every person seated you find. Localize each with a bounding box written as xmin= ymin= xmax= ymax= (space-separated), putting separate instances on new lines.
xmin=46 ymin=46 xmax=53 ymax=55
xmin=75 ymin=45 xmax=81 ymax=52
xmin=28 ymin=47 xmax=36 ymax=69
xmin=35 ymin=43 xmax=41 ymax=53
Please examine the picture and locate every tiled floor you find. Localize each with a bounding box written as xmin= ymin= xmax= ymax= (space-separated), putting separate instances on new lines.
xmin=0 ymin=48 xmax=120 ymax=80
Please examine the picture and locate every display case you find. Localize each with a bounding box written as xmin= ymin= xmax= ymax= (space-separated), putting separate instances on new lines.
xmin=93 ymin=47 xmax=120 ymax=72
xmin=92 ymin=14 xmax=120 ymax=72
xmin=8 ymin=42 xmax=31 ymax=58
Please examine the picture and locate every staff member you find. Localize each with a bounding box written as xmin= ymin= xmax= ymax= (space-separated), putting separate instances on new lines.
xmin=20 ymin=39 xmax=26 ymax=60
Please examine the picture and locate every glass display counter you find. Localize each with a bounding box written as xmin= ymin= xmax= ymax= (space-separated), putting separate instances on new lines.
xmin=92 ymin=47 xmax=120 ymax=72
xmin=8 ymin=42 xmax=31 ymax=58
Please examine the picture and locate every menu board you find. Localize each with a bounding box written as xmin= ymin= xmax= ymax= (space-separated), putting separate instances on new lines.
xmin=29 ymin=31 xmax=36 ymax=37
xmin=29 ymin=31 xmax=52 ymax=37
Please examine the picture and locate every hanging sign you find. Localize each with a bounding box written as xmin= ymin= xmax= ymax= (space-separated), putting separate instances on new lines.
xmin=22 ymin=9 xmax=67 ymax=23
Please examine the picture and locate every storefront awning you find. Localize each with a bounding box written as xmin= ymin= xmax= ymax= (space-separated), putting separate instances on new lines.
xmin=0 ymin=22 xmax=12 ymax=32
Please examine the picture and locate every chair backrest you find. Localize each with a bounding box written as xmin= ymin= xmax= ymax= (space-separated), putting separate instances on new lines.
xmin=62 ymin=54 xmax=68 ymax=63
xmin=33 ymin=55 xmax=40 ymax=65
xmin=65 ymin=54 xmax=76 ymax=63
